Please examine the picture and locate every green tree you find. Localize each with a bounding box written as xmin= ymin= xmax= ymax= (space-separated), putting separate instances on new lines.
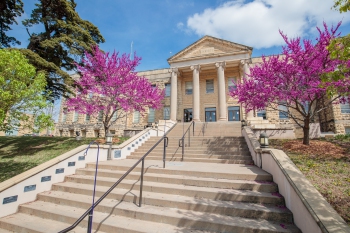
xmin=0 ymin=0 xmax=24 ymax=48
xmin=325 ymin=0 xmax=350 ymax=90
xmin=22 ymin=0 xmax=105 ymax=99
xmin=0 ymin=49 xmax=53 ymax=134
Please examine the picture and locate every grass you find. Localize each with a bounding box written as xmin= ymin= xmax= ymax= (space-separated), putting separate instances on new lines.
xmin=0 ymin=136 xmax=129 ymax=183
xmin=270 ymin=136 xmax=350 ymax=225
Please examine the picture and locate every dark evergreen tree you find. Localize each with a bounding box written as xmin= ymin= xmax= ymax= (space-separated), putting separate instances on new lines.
xmin=0 ymin=0 xmax=24 ymax=48
xmin=22 ymin=0 xmax=105 ymax=99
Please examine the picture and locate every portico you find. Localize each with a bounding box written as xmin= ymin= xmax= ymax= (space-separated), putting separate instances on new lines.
xmin=167 ymin=35 xmax=253 ymax=122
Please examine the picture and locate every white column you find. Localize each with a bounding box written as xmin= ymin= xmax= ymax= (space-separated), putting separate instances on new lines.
xmin=169 ymin=68 xmax=178 ymax=121
xmin=190 ymin=65 xmax=200 ymax=122
xmin=215 ymin=62 xmax=226 ymax=121
xmin=241 ymin=60 xmax=254 ymax=118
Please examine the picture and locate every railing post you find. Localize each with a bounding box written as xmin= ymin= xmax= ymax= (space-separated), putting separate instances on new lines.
xmin=188 ymin=128 xmax=190 ymax=147
xmin=193 ymin=121 xmax=195 ymax=136
xmin=139 ymin=158 xmax=144 ymax=207
xmin=182 ymin=137 xmax=184 ymax=161
xmin=163 ymin=137 xmax=167 ymax=168
xmin=87 ymin=210 xmax=93 ymax=233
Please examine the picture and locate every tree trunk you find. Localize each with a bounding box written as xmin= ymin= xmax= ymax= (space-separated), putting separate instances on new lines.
xmin=302 ymin=117 xmax=310 ymax=145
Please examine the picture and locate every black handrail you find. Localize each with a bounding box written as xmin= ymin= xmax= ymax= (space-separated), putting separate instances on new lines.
xmin=179 ymin=121 xmax=195 ymax=161
xmin=58 ymin=122 xmax=177 ymax=233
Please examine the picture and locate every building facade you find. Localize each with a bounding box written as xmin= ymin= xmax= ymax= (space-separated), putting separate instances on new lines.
xmin=55 ymin=36 xmax=350 ymax=137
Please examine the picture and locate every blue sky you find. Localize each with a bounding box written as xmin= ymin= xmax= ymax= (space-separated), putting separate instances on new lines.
xmin=9 ymin=0 xmax=350 ymax=72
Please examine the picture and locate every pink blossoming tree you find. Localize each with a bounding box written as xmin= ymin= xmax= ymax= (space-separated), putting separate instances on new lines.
xmin=230 ymin=23 xmax=350 ymax=145
xmin=65 ymin=46 xmax=164 ymax=135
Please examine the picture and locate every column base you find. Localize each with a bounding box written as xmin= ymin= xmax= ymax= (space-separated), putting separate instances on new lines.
xmin=193 ymin=119 xmax=201 ymax=122
xmin=219 ymin=118 xmax=227 ymax=121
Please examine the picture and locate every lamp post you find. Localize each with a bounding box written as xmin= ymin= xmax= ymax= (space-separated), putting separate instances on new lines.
xmin=75 ymin=131 xmax=81 ymax=141
xmin=105 ymin=132 xmax=113 ymax=160
xmin=259 ymin=132 xmax=269 ymax=148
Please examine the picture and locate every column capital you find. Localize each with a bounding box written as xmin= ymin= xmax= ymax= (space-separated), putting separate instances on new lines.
xmin=168 ymin=67 xmax=179 ymax=74
xmin=240 ymin=58 xmax=252 ymax=66
xmin=190 ymin=64 xmax=201 ymax=71
xmin=215 ymin=61 xmax=226 ymax=69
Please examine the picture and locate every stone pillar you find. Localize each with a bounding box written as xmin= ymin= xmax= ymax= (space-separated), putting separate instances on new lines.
xmin=241 ymin=60 xmax=254 ymax=118
xmin=169 ymin=68 xmax=178 ymax=121
xmin=191 ymin=65 xmax=201 ymax=122
xmin=215 ymin=62 xmax=227 ymax=121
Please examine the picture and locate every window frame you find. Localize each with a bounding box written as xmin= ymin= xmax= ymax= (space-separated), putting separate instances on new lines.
xmin=163 ymin=107 xmax=170 ymax=120
xmin=165 ymin=83 xmax=171 ymax=97
xmin=185 ymin=81 xmax=193 ymax=95
xmin=278 ymin=102 xmax=289 ymax=119
xmin=133 ymin=111 xmax=140 ymax=123
xmin=228 ymin=77 xmax=237 ymax=92
xmin=340 ymin=102 xmax=350 ymax=114
xmin=206 ymin=79 xmax=214 ymax=94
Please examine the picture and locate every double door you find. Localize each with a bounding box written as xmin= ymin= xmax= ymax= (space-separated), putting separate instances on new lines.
xmin=205 ymin=107 xmax=216 ymax=122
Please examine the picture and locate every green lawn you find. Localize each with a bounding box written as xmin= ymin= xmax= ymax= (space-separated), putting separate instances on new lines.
xmin=270 ymin=135 xmax=350 ymax=225
xmin=0 ymin=136 xmax=128 ymax=183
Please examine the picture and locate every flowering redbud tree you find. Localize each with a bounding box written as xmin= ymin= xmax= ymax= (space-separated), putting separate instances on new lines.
xmin=231 ymin=23 xmax=350 ymax=145
xmin=65 ymin=46 xmax=164 ymax=135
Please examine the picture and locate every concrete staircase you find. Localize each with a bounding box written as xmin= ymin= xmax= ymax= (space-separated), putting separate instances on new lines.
xmin=0 ymin=122 xmax=301 ymax=233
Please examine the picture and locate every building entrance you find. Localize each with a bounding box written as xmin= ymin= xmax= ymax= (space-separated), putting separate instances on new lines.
xmin=184 ymin=108 xmax=192 ymax=122
xmin=228 ymin=106 xmax=240 ymax=121
xmin=205 ymin=107 xmax=216 ymax=122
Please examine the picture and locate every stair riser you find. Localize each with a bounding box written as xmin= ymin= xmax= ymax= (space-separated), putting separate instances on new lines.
xmin=85 ymin=164 xmax=272 ymax=181
xmin=135 ymin=148 xmax=250 ymax=153
xmin=0 ymin=222 xmax=42 ymax=233
xmin=127 ymin=156 xmax=254 ymax=164
xmin=75 ymin=170 xmax=277 ymax=192
xmin=130 ymin=152 xmax=252 ymax=158
xmin=62 ymin=178 xmax=283 ymax=204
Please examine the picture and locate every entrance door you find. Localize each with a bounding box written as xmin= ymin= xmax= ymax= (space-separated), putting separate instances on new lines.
xmin=205 ymin=107 xmax=216 ymax=122
xmin=184 ymin=108 xmax=192 ymax=122
xmin=228 ymin=106 xmax=240 ymax=121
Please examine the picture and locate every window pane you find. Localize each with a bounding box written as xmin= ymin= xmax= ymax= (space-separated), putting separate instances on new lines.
xmin=62 ymin=108 xmax=67 ymax=122
xmin=257 ymin=109 xmax=266 ymax=119
xmin=98 ymin=111 xmax=103 ymax=122
xmin=345 ymin=127 xmax=350 ymax=134
xmin=341 ymin=103 xmax=350 ymax=114
xmin=85 ymin=114 xmax=90 ymax=122
xmin=111 ymin=111 xmax=117 ymax=122
xmin=73 ymin=111 xmax=79 ymax=122
xmin=148 ymin=108 xmax=155 ymax=123
xmin=165 ymin=83 xmax=171 ymax=97
xmin=133 ymin=111 xmax=140 ymax=123
xmin=185 ymin=81 xmax=193 ymax=95
xmin=206 ymin=79 xmax=214 ymax=93
xmin=228 ymin=77 xmax=237 ymax=91
xmin=163 ymin=107 xmax=170 ymax=120
xmin=278 ymin=103 xmax=288 ymax=119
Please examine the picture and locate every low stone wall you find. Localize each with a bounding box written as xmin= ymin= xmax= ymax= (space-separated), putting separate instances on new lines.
xmin=243 ymin=127 xmax=350 ymax=233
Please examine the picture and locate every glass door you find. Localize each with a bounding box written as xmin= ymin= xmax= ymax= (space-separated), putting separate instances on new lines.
xmin=228 ymin=106 xmax=240 ymax=121
xmin=205 ymin=107 xmax=216 ymax=122
xmin=183 ymin=108 xmax=192 ymax=122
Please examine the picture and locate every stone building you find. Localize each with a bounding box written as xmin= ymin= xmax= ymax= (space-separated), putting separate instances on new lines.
xmin=55 ymin=36 xmax=350 ymax=137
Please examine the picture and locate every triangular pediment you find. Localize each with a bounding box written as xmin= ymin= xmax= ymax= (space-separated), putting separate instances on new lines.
xmin=168 ymin=36 xmax=252 ymax=64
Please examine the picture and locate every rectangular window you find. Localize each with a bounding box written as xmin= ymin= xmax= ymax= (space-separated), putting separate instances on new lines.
xmin=345 ymin=127 xmax=350 ymax=134
xmin=165 ymin=83 xmax=171 ymax=97
xmin=228 ymin=77 xmax=237 ymax=91
xmin=206 ymin=79 xmax=214 ymax=93
xmin=185 ymin=81 xmax=193 ymax=95
xmin=62 ymin=108 xmax=67 ymax=122
xmin=163 ymin=107 xmax=170 ymax=120
xmin=148 ymin=108 xmax=155 ymax=123
xmin=98 ymin=111 xmax=103 ymax=122
xmin=257 ymin=109 xmax=266 ymax=119
xmin=73 ymin=111 xmax=79 ymax=122
xmin=85 ymin=114 xmax=90 ymax=122
xmin=228 ymin=106 xmax=240 ymax=121
xmin=340 ymin=102 xmax=350 ymax=114
xmin=111 ymin=111 xmax=117 ymax=122
xmin=278 ymin=103 xmax=289 ymax=119
xmin=133 ymin=111 xmax=140 ymax=123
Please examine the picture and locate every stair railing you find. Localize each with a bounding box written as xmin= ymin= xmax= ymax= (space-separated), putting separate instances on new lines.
xmin=178 ymin=121 xmax=195 ymax=161
xmin=58 ymin=123 xmax=177 ymax=233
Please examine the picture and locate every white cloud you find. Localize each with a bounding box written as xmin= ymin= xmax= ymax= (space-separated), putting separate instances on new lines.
xmin=186 ymin=0 xmax=349 ymax=48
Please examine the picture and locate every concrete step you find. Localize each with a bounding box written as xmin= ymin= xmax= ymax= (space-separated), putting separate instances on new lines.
xmin=75 ymin=168 xmax=278 ymax=192
xmin=127 ymin=156 xmax=254 ymax=164
xmin=17 ymin=200 xmax=299 ymax=233
xmin=38 ymin=191 xmax=294 ymax=224
xmin=63 ymin=175 xmax=284 ymax=204
xmin=0 ymin=212 xmax=92 ymax=233
xmin=135 ymin=146 xmax=250 ymax=152
xmin=15 ymin=201 xmax=192 ymax=233
xmin=86 ymin=160 xmax=272 ymax=181
xmin=129 ymin=153 xmax=252 ymax=160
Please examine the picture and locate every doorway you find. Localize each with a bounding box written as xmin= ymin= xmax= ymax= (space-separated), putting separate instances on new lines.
xmin=205 ymin=107 xmax=216 ymax=122
xmin=183 ymin=108 xmax=192 ymax=122
xmin=228 ymin=106 xmax=240 ymax=121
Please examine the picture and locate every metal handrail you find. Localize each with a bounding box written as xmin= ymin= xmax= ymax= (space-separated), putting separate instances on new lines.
xmin=58 ymin=123 xmax=177 ymax=233
xmin=178 ymin=121 xmax=195 ymax=161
